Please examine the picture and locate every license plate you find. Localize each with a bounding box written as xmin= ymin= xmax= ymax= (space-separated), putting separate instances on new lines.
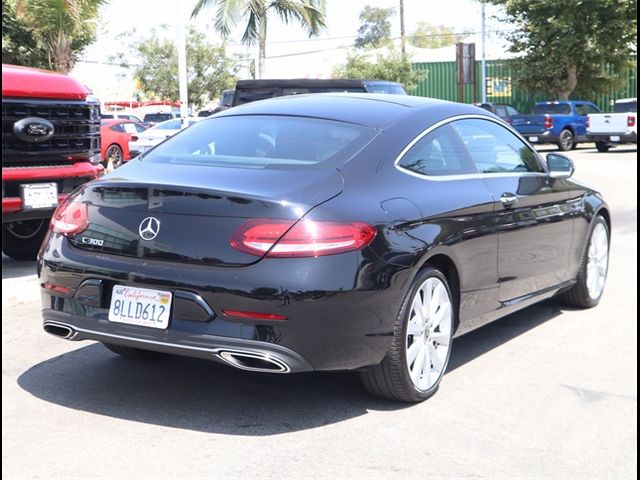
xmin=610 ymin=135 xmax=621 ymax=142
xmin=108 ymin=285 xmax=172 ymax=329
xmin=20 ymin=183 xmax=58 ymax=210
xmin=528 ymin=136 xmax=539 ymax=142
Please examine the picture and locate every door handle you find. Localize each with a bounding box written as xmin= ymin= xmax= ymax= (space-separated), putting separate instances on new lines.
xmin=500 ymin=193 xmax=518 ymax=208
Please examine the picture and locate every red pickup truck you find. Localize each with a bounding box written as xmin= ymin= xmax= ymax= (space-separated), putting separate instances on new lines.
xmin=2 ymin=64 xmax=103 ymax=260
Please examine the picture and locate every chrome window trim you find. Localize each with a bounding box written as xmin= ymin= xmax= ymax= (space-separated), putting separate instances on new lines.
xmin=394 ymin=114 xmax=547 ymax=181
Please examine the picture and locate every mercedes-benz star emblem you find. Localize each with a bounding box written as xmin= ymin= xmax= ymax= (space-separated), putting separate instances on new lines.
xmin=138 ymin=217 xmax=160 ymax=241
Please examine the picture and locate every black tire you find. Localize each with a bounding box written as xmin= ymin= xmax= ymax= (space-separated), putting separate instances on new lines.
xmin=559 ymin=216 xmax=610 ymax=308
xmin=104 ymin=144 xmax=124 ymax=168
xmin=557 ymin=129 xmax=574 ymax=151
xmin=595 ymin=142 xmax=611 ymax=153
xmin=360 ymin=267 xmax=455 ymax=402
xmin=102 ymin=342 xmax=164 ymax=359
xmin=2 ymin=219 xmax=48 ymax=260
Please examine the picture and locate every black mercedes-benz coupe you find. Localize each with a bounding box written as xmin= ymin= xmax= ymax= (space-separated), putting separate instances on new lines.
xmin=39 ymin=94 xmax=610 ymax=402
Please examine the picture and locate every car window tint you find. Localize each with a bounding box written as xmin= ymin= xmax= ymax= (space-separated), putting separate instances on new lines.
xmin=365 ymin=84 xmax=406 ymax=94
xmin=506 ymin=106 xmax=518 ymax=116
xmin=495 ymin=105 xmax=507 ymax=118
xmin=144 ymin=113 xmax=174 ymax=123
xmin=154 ymin=119 xmax=181 ymax=130
xmin=398 ymin=124 xmax=477 ymax=176
xmin=533 ymin=104 xmax=572 ymax=115
xmin=586 ymin=104 xmax=600 ymax=114
xmin=144 ymin=115 xmax=378 ymax=170
xmin=134 ymin=123 xmax=147 ymax=133
xmin=451 ymin=119 xmax=542 ymax=174
xmin=575 ymin=104 xmax=588 ymax=116
xmin=109 ymin=124 xmax=124 ymax=132
xmin=614 ymin=100 xmax=637 ymax=113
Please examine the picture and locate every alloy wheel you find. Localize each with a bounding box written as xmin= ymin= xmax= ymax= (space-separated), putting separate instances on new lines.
xmin=405 ymin=277 xmax=453 ymax=391
xmin=586 ymin=222 xmax=609 ymax=300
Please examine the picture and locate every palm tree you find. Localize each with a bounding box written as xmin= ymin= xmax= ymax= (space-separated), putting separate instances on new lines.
xmin=16 ymin=0 xmax=105 ymax=73
xmin=192 ymin=0 xmax=326 ymax=78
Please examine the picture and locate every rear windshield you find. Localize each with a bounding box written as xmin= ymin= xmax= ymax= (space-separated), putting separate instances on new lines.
xmin=533 ymin=104 xmax=572 ymax=115
xmin=143 ymin=115 xmax=378 ymax=170
xmin=365 ymin=83 xmax=406 ymax=94
xmin=614 ymin=101 xmax=637 ymax=113
xmin=144 ymin=113 xmax=175 ymax=123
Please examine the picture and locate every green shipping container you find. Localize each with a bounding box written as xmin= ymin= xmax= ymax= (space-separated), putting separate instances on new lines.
xmin=410 ymin=59 xmax=637 ymax=114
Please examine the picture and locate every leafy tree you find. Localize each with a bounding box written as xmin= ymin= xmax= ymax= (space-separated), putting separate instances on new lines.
xmin=2 ymin=0 xmax=48 ymax=68
xmin=14 ymin=0 xmax=106 ymax=73
xmin=489 ymin=0 xmax=637 ymax=100
xmin=354 ymin=6 xmax=395 ymax=49
xmin=191 ymin=0 xmax=326 ymax=79
xmin=113 ymin=27 xmax=240 ymax=109
xmin=332 ymin=47 xmax=426 ymax=92
xmin=409 ymin=22 xmax=469 ymax=49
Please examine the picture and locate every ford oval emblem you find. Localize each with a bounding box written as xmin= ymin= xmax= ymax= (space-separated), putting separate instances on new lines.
xmin=13 ymin=117 xmax=55 ymax=143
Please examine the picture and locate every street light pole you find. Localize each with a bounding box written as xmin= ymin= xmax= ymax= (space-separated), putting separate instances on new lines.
xmin=400 ymin=0 xmax=406 ymax=55
xmin=481 ymin=1 xmax=487 ymax=103
xmin=176 ymin=0 xmax=189 ymax=126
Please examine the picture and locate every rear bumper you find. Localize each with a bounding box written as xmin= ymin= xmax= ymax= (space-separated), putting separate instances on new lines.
xmin=588 ymin=132 xmax=637 ymax=144
xmin=38 ymin=234 xmax=412 ymax=372
xmin=519 ymin=131 xmax=560 ymax=145
xmin=2 ymin=162 xmax=102 ymax=220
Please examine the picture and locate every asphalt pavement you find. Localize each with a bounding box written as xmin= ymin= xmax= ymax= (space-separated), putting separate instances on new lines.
xmin=2 ymin=144 xmax=637 ymax=480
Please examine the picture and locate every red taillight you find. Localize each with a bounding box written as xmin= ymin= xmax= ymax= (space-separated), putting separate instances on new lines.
xmin=543 ymin=116 xmax=553 ymax=129
xmin=130 ymin=135 xmax=138 ymax=142
xmin=586 ymin=117 xmax=590 ymax=128
xmin=50 ymin=200 xmax=89 ymax=235
xmin=222 ymin=309 xmax=287 ymax=321
xmin=628 ymin=116 xmax=635 ymax=127
xmin=230 ymin=219 xmax=377 ymax=258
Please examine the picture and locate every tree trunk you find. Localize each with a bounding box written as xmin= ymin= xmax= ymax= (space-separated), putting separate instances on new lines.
xmin=258 ymin=20 xmax=267 ymax=79
xmin=558 ymin=65 xmax=578 ymax=100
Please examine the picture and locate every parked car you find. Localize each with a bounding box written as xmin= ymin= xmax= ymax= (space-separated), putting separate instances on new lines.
xmin=142 ymin=111 xmax=180 ymax=126
xmin=225 ymin=78 xmax=407 ymax=110
xmin=40 ymin=94 xmax=610 ymax=403
xmin=101 ymin=113 xmax=144 ymax=124
xmin=100 ymin=119 xmax=148 ymax=168
xmin=510 ymin=100 xmax=601 ymax=151
xmin=1 ymin=64 xmax=102 ymax=260
xmin=587 ymin=98 xmax=637 ymax=152
xmin=128 ymin=117 xmax=199 ymax=157
xmin=473 ymin=102 xmax=520 ymax=124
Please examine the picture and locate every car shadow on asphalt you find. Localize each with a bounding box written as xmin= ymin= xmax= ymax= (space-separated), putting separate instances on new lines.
xmin=1 ymin=255 xmax=37 ymax=280
xmin=18 ymin=299 xmax=565 ymax=436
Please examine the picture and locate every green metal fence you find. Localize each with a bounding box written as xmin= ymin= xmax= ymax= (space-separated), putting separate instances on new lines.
xmin=411 ymin=59 xmax=637 ymax=113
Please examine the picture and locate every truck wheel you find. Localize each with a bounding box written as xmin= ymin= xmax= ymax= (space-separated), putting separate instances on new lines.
xmin=595 ymin=142 xmax=611 ymax=153
xmin=2 ymin=219 xmax=48 ymax=260
xmin=557 ymin=129 xmax=574 ymax=151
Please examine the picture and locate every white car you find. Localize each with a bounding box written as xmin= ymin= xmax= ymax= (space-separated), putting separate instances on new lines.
xmin=129 ymin=117 xmax=200 ymax=157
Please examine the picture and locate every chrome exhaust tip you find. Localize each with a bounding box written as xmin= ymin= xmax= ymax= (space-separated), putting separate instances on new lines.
xmin=43 ymin=322 xmax=76 ymax=340
xmin=218 ymin=350 xmax=290 ymax=373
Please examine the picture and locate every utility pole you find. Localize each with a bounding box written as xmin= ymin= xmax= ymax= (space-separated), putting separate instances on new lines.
xmin=176 ymin=0 xmax=189 ymax=126
xmin=399 ymin=0 xmax=406 ymax=55
xmin=481 ymin=1 xmax=487 ymax=103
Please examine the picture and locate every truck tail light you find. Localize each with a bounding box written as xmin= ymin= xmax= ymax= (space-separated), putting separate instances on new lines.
xmin=544 ymin=116 xmax=553 ymax=129
xmin=51 ymin=199 xmax=89 ymax=236
xmin=230 ymin=219 xmax=377 ymax=258
xmin=628 ymin=116 xmax=635 ymax=127
xmin=586 ymin=117 xmax=590 ymax=128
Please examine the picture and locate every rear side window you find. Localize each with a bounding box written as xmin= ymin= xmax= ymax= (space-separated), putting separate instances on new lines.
xmin=506 ymin=106 xmax=519 ymax=116
xmin=451 ymin=119 xmax=542 ymax=173
xmin=533 ymin=104 xmax=572 ymax=115
xmin=495 ymin=105 xmax=507 ymax=118
xmin=144 ymin=113 xmax=174 ymax=123
xmin=144 ymin=115 xmax=378 ymax=170
xmin=398 ymin=124 xmax=477 ymax=176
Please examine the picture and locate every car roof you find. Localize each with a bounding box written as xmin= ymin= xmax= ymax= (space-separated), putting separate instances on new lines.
xmin=213 ymin=93 xmax=446 ymax=128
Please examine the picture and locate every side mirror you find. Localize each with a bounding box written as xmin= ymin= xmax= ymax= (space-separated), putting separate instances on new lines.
xmin=546 ymin=153 xmax=575 ymax=179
